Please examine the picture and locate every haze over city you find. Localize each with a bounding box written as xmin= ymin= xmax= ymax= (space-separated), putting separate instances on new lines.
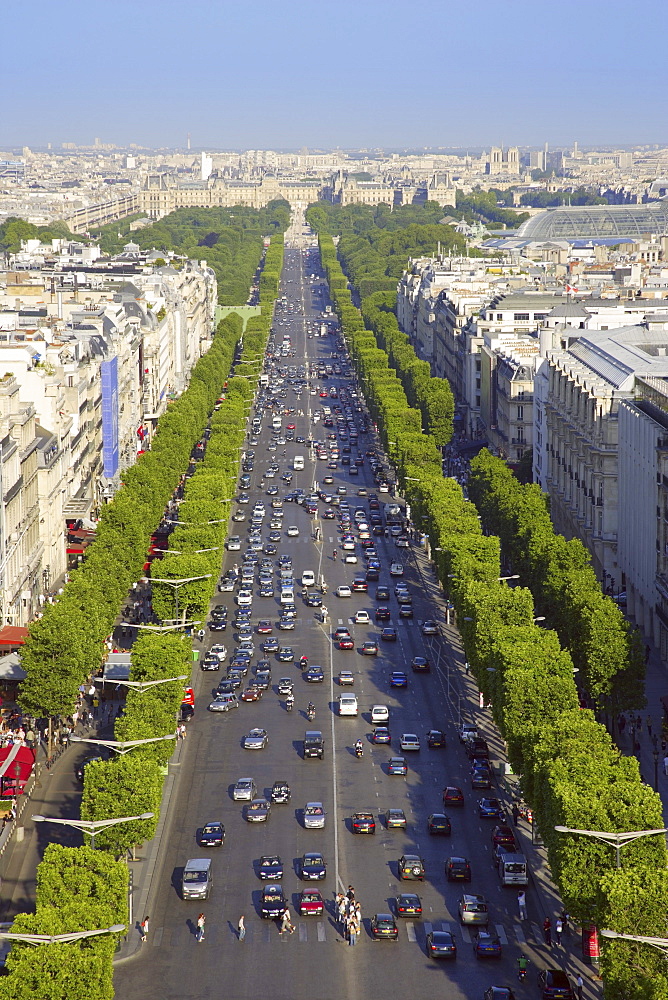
xmin=1 ymin=0 xmax=666 ymax=149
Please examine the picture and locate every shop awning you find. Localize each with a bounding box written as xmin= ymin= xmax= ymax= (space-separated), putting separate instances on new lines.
xmin=0 ymin=744 xmax=35 ymax=797
xmin=0 ymin=627 xmax=28 ymax=648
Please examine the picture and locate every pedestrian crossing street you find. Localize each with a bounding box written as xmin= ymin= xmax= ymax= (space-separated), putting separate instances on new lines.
xmin=159 ymin=918 xmax=546 ymax=946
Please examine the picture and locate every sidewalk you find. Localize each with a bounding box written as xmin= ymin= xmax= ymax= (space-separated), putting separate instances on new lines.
xmin=409 ymin=540 xmax=603 ymax=997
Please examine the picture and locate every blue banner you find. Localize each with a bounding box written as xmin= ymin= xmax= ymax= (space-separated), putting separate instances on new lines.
xmin=101 ymin=356 xmax=119 ymax=477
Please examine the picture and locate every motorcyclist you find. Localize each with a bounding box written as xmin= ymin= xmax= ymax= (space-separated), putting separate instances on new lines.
xmin=517 ymin=956 xmax=528 ymax=977
xmin=354 ymin=739 xmax=363 ymax=755
xmin=286 ymin=692 xmax=295 ymax=710
xmin=299 ymin=655 xmax=308 ymax=668
xmin=307 ymin=701 xmax=315 ymax=718
xmin=332 ymin=549 xmax=338 ymax=561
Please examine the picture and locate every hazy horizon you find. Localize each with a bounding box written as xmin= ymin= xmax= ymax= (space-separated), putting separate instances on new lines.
xmin=2 ymin=0 xmax=666 ymax=150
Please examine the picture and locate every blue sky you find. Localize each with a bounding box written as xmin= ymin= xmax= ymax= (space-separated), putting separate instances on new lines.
xmin=2 ymin=0 xmax=666 ymax=150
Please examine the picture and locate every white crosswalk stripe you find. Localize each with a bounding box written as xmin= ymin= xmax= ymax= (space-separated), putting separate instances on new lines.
xmin=298 ymin=922 xmax=307 ymax=942
xmin=459 ymin=925 xmax=472 ymax=943
xmin=516 ymin=925 xmax=526 ymax=943
xmin=495 ymin=923 xmax=508 ymax=945
xmin=423 ymin=921 xmax=432 ymax=936
xmin=406 ymin=922 xmax=417 ymax=942
xmin=317 ymin=921 xmax=326 ymax=942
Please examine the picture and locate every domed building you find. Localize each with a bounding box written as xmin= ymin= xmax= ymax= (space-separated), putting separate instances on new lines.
xmin=515 ymin=202 xmax=668 ymax=240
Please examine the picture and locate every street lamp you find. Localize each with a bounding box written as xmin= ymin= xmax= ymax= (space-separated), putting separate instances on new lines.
xmin=149 ymin=574 xmax=212 ymax=620
xmin=599 ymin=929 xmax=668 ymax=955
xmin=95 ymin=675 xmax=187 ymax=695
xmin=533 ymin=616 xmax=546 ymax=623
xmin=554 ymin=824 xmax=668 ymax=868
xmin=0 ymin=924 xmax=125 ymax=946
xmin=498 ymin=574 xmax=520 ymax=583
xmin=33 ymin=812 xmax=154 ymax=850
xmin=121 ymin=621 xmax=201 ymax=633
xmin=70 ymin=734 xmax=176 ymax=756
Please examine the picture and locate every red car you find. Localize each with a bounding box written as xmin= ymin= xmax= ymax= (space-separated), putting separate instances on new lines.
xmin=256 ymin=621 xmax=273 ymax=634
xmin=442 ymin=786 xmax=465 ymax=807
xmin=240 ymin=685 xmax=263 ymax=702
xmin=299 ymin=890 xmax=324 ymax=916
xmin=491 ymin=825 xmax=516 ymax=848
xmin=286 ymin=423 xmax=296 ymax=430
xmin=338 ymin=637 xmax=355 ymax=650
xmin=182 ymin=687 xmax=195 ymax=706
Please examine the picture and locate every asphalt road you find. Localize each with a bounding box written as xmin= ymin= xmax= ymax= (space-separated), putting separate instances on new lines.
xmin=114 ymin=242 xmax=544 ymax=1000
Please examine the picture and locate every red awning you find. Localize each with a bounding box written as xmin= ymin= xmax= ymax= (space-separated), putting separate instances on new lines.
xmin=0 ymin=744 xmax=35 ymax=797
xmin=0 ymin=627 xmax=28 ymax=647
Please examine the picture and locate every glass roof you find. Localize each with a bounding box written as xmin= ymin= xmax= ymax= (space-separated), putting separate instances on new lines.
xmin=516 ymin=203 xmax=668 ymax=240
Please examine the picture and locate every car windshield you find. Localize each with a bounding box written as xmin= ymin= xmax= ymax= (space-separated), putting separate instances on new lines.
xmin=264 ymin=891 xmax=282 ymax=900
xmin=202 ymin=825 xmax=219 ymax=834
xmin=306 ymin=806 xmax=323 ymax=815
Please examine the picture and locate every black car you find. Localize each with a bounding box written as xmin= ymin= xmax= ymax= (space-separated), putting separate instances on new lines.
xmin=371 ymin=913 xmax=398 ymax=940
xmin=427 ymin=813 xmax=452 ymax=835
xmin=538 ymin=969 xmax=575 ymax=999
xmin=200 ymin=656 xmax=221 ymax=672
xmin=197 ymin=821 xmax=225 ymax=847
xmin=398 ymin=854 xmax=425 ymax=880
xmin=305 ymin=666 xmax=325 ymax=683
xmin=260 ymin=884 xmax=286 ymax=918
xmin=271 ymin=781 xmax=291 ymax=803
xmin=466 ymin=738 xmax=490 ymax=760
xmin=375 ymin=607 xmax=391 ymax=621
xmin=376 ymin=586 xmax=390 ymax=600
xmin=427 ymin=729 xmax=446 ymax=748
xmin=380 ymin=627 xmax=397 ymax=641
xmin=396 ymin=892 xmax=422 ymax=917
xmin=300 ymin=852 xmax=326 ymax=880
xmin=426 ymin=929 xmax=457 ymax=959
xmin=258 ymin=855 xmax=283 ymax=879
xmin=445 ymin=856 xmax=472 ymax=881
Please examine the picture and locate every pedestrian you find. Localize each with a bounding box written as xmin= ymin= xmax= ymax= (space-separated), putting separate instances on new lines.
xmin=647 ymin=716 xmax=653 ymax=737
xmin=348 ymin=915 xmax=359 ymax=946
xmin=645 ymin=644 xmax=651 ymax=663
xmin=664 ymin=754 xmax=668 ymax=777
xmin=197 ymin=628 xmax=205 ymax=642
xmin=140 ymin=916 xmax=149 ymax=944
xmin=238 ymin=915 xmax=245 ymax=941
xmin=337 ymin=894 xmax=347 ymax=928
xmin=636 ymin=715 xmax=642 ymax=731
xmin=280 ymin=907 xmax=294 ymax=935
xmin=92 ymin=697 xmax=99 ymax=719
xmin=576 ymin=974 xmax=584 ymax=1000
xmin=512 ymin=803 xmax=520 ymax=826
xmin=196 ymin=913 xmax=205 ymax=942
xmin=346 ymin=885 xmax=355 ymax=903
xmin=618 ymin=714 xmax=626 ymax=733
xmin=555 ymin=917 xmax=563 ymax=945
xmin=543 ymin=917 xmax=552 ymax=947
xmin=560 ymin=909 xmax=570 ymax=935
xmin=517 ymin=890 xmax=527 ymax=920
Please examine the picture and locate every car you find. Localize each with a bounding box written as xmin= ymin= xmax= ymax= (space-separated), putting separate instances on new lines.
xmin=445 ymin=856 xmax=472 ymax=881
xmin=473 ymin=929 xmax=503 ymax=959
xmin=370 ymin=913 xmax=398 ymax=941
xmin=236 ymin=589 xmax=253 ymax=606
xmin=240 ymin=685 xmax=263 ymax=702
xmin=260 ymin=884 xmax=286 ymax=918
xmin=395 ymin=535 xmax=409 ymax=546
xmin=479 ymin=797 xmax=504 ymax=819
xmin=305 ymin=592 xmax=322 ymax=607
xmin=400 ymin=733 xmax=420 ymax=751
xmin=353 ymin=609 xmax=370 ymax=624
xmin=395 ymin=892 xmax=422 ymax=917
xmin=426 ymin=729 xmax=446 ymax=749
xmin=372 ymin=726 xmax=391 ymax=744
xmin=427 ymin=812 xmax=452 ymax=836
xmin=227 ymin=536 xmax=241 ymax=551
xmin=411 ymin=656 xmax=430 ymax=673
xmin=256 ymin=620 xmax=273 ymax=634
xmin=287 ymin=525 xmax=299 ymax=537
xmin=426 ymin=928 xmax=457 ymax=959
xmin=245 ymin=798 xmax=271 ymax=823
xmin=371 ymin=704 xmax=389 ymax=723
xmin=399 ymin=604 xmax=414 ymax=618
xmin=361 ymin=640 xmax=378 ymax=656
xmin=262 ymin=637 xmax=279 ymax=653
xmin=305 ymin=666 xmax=324 ymax=682
xmin=343 ymin=553 xmax=358 ymax=564
xmin=334 ymin=626 xmax=352 ymax=640
xmin=243 ymin=728 xmax=268 ymax=750
xmin=300 ymin=852 xmax=326 ymax=880
xmin=299 ymin=890 xmax=325 ymax=916
xmin=389 ymin=562 xmax=403 ymax=576
xmin=208 ymin=693 xmax=239 ymax=712
xmin=442 ymin=786 xmax=465 ymax=807
xmin=466 ymin=738 xmax=490 ymax=760
xmin=471 ymin=765 xmax=493 ymax=789
xmin=537 ymin=969 xmax=575 ymax=999
xmin=338 ymin=636 xmax=355 ymax=650
xmin=386 ymin=808 xmax=407 ymax=829
xmin=484 ymin=990 xmax=515 ymax=1000
xmin=270 ymin=780 xmax=291 ymax=804
xmin=336 ymin=585 xmax=352 ymax=597
xmin=304 ymin=802 xmax=326 ymax=829
xmin=352 ymin=579 xmax=368 ymax=594
xmin=375 ymin=585 xmax=390 ymax=600
xmin=398 ymin=854 xmax=425 ymax=880
xmin=388 ymin=757 xmax=407 ymax=775
xmin=278 ymin=616 xmax=295 ymax=630
xmin=458 ymin=893 xmax=489 ymax=926
xmin=375 ymin=607 xmax=391 ymax=622
xmin=421 ymin=620 xmax=439 ymax=636
xmin=258 ymin=855 xmax=284 ymax=879
xmin=351 ymin=811 xmax=376 ymax=834
xmin=390 ymin=668 xmax=409 ymax=688
xmin=379 ymin=627 xmax=397 ymax=643
xmin=277 ymin=677 xmax=294 ymax=695
xmin=458 ymin=722 xmax=479 ymax=743
xmin=200 ymin=656 xmax=221 ymax=672
xmin=254 ymin=669 xmax=271 ymax=690
xmin=277 ymin=646 xmax=295 ymax=662
xmin=337 ymin=670 xmax=355 ymax=685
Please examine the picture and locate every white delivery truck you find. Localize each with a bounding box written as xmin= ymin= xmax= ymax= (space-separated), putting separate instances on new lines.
xmin=293 ymin=455 xmax=304 ymax=471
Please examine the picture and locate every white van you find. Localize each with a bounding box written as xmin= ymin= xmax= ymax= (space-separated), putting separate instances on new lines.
xmin=339 ymin=694 xmax=358 ymax=717
xmin=272 ymin=416 xmax=282 ymax=431
xmin=293 ymin=455 xmax=305 ymax=471
xmin=280 ymin=588 xmax=294 ymax=605
xmin=371 ymin=705 xmax=389 ymax=724
xmin=301 ymin=570 xmax=316 ymax=587
xmin=498 ymin=854 xmax=528 ymax=886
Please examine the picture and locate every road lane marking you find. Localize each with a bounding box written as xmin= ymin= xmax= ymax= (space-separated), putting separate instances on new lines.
xmin=516 ymin=925 xmax=526 ymax=943
xmin=406 ymin=922 xmax=417 ymax=942
xmin=495 ymin=923 xmax=508 ymax=944
xmin=317 ymin=921 xmax=326 ymax=942
xmin=423 ymin=921 xmax=432 ymax=935
xmin=298 ymin=922 xmax=307 ymax=942
xmin=460 ymin=926 xmax=472 ymax=943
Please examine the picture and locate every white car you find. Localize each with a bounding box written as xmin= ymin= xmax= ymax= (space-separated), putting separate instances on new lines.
xmin=237 ymin=589 xmax=253 ymax=606
xmin=343 ymin=554 xmax=358 ymax=564
xmin=227 ymin=536 xmax=241 ymax=551
xmin=336 ymin=585 xmax=352 ymax=598
xmin=353 ymin=610 xmax=370 ymax=624
xmin=400 ymin=733 xmax=421 ymax=751
xmin=371 ymin=705 xmax=389 ymax=724
xmin=395 ymin=537 xmax=410 ymax=548
xmin=233 ymin=777 xmax=256 ymax=801
xmin=287 ymin=525 xmax=299 ymax=537
xmin=304 ymin=802 xmax=326 ymax=829
xmin=341 ymin=540 xmax=355 ymax=551
xmin=390 ymin=563 xmax=404 ymax=576
xmin=421 ymin=620 xmax=439 ymax=636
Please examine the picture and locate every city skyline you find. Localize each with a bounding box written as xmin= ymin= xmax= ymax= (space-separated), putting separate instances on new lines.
xmin=2 ymin=0 xmax=666 ymax=150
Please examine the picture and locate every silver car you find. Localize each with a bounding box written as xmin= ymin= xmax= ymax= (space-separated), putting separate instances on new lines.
xmin=245 ymin=798 xmax=271 ymax=823
xmin=304 ymin=802 xmax=326 ymax=829
xmin=243 ymin=728 xmax=268 ymax=750
xmin=233 ymin=777 xmax=256 ymax=802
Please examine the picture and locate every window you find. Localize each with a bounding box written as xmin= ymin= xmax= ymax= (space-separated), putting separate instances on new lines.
xmin=517 ymin=406 xmax=524 ymax=421
xmin=514 ymin=313 xmax=530 ymax=321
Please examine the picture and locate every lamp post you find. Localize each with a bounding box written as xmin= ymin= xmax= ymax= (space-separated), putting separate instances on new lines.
xmin=0 ymin=924 xmax=125 ymax=946
xmin=653 ymin=747 xmax=660 ymax=792
xmin=149 ymin=574 xmax=212 ymax=620
xmin=498 ymin=574 xmax=520 ymax=583
xmin=121 ymin=620 xmax=202 ymax=633
xmin=70 ymin=734 xmax=176 ymax=756
xmin=33 ymin=812 xmax=154 ymax=850
xmin=600 ymin=928 xmax=668 ymax=955
xmin=94 ymin=675 xmax=187 ymax=695
xmin=554 ymin=824 xmax=668 ymax=868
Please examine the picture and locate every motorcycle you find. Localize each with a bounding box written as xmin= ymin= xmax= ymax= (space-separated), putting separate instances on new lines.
xmin=307 ymin=706 xmax=316 ymax=722
xmin=354 ymin=743 xmax=364 ymax=758
xmin=517 ymin=962 xmax=528 ymax=982
xmin=299 ymin=656 xmax=308 ymax=669
xmin=286 ymin=698 xmax=294 ymax=713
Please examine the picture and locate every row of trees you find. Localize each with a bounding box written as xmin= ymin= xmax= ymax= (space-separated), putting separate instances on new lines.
xmin=0 ymin=216 xmax=77 ymax=253
xmin=92 ymin=201 xmax=290 ymax=304
xmin=5 ymin=223 xmax=284 ymax=998
xmin=320 ymin=236 xmax=667 ymax=1000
